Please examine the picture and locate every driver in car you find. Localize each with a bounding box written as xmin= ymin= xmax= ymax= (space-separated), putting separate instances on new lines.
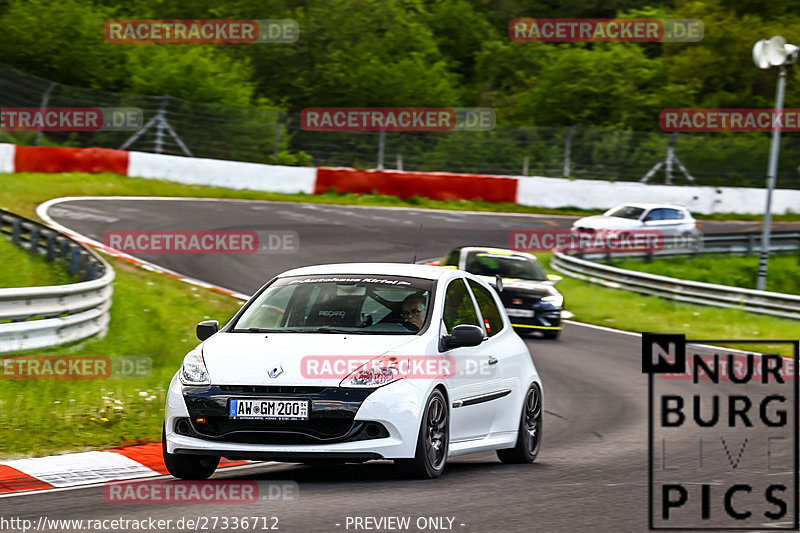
xmin=400 ymin=293 xmax=426 ymax=330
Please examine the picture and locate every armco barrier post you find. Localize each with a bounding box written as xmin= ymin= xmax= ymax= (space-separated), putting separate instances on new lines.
xmin=46 ymin=233 xmax=56 ymax=261
xmin=69 ymin=246 xmax=80 ymax=277
xmin=11 ymin=219 xmax=21 ymax=245
xmin=29 ymin=226 xmax=40 ymax=254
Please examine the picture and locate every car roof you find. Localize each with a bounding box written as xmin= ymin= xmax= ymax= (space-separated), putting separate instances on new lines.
xmin=611 ymin=202 xmax=689 ymax=211
xmin=460 ymin=246 xmax=540 ymax=261
xmin=277 ymin=262 xmax=457 ymax=281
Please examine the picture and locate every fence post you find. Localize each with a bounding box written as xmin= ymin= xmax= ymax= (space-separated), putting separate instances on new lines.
xmin=34 ymin=82 xmax=58 ymax=146
xmin=154 ymin=95 xmax=169 ymax=154
xmin=273 ymin=112 xmax=283 ymax=158
xmin=563 ymin=126 xmax=576 ymax=177
xmin=397 ymin=154 xmax=403 ymax=171
xmin=377 ymin=130 xmax=386 ymax=170
xmin=522 ymin=156 xmax=529 ymax=176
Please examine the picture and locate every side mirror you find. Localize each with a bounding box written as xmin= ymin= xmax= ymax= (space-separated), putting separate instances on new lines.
xmin=494 ymin=274 xmax=504 ymax=293
xmin=196 ymin=320 xmax=219 ymax=341
xmin=547 ymin=274 xmax=562 ymax=284
xmin=442 ymin=324 xmax=484 ymax=350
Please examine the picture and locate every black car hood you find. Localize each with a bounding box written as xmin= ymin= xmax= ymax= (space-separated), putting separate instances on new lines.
xmin=476 ymin=276 xmax=559 ymax=299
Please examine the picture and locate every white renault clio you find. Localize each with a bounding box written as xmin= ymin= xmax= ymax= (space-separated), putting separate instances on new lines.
xmin=163 ymin=263 xmax=543 ymax=479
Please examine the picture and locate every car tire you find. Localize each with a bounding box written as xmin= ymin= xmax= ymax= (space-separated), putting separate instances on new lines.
xmin=162 ymin=425 xmax=220 ymax=480
xmin=497 ymin=383 xmax=542 ymax=464
xmin=395 ymin=389 xmax=449 ymax=479
xmin=542 ymin=329 xmax=560 ymax=340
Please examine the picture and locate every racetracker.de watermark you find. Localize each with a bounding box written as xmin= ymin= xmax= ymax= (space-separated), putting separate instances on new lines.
xmin=509 ymin=229 xmax=668 ymax=253
xmin=300 ymin=107 xmax=496 ymax=131
xmin=509 ymin=18 xmax=703 ymax=42
xmin=1 ymin=355 xmax=151 ymax=379
xmin=302 ymin=355 xmax=502 ymax=380
xmin=104 ymin=19 xmax=298 ymax=43
xmin=661 ymin=109 xmax=800 ymax=132
xmin=103 ymin=480 xmax=298 ymax=504
xmin=303 ymin=355 xmax=456 ymax=380
xmin=102 ymin=230 xmax=299 ymax=255
xmin=0 ymin=108 xmax=143 ymax=131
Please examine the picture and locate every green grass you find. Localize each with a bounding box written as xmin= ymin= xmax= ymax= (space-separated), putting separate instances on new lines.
xmin=0 ymin=237 xmax=78 ymax=288
xmin=603 ymin=253 xmax=800 ymax=295
xmin=1 ymin=171 xmax=799 ymax=221
xmin=0 ymin=258 xmax=241 ymax=458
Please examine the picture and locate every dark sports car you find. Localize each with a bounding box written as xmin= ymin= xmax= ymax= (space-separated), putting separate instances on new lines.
xmin=438 ymin=247 xmax=564 ymax=339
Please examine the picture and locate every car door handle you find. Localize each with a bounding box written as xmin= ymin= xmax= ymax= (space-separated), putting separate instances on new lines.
xmin=488 ymin=356 xmax=498 ymax=365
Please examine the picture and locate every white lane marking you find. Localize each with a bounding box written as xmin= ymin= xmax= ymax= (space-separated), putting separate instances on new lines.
xmin=1 ymin=451 xmax=159 ymax=488
xmin=564 ymin=320 xmax=774 ymax=358
xmin=562 ymin=319 xmax=641 ymax=338
xmin=47 ymin=206 xmax=119 ymax=223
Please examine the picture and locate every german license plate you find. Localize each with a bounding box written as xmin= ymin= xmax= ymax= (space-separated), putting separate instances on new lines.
xmin=228 ymin=398 xmax=309 ymax=420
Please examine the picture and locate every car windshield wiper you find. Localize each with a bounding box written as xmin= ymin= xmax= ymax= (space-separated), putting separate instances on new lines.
xmin=232 ymin=327 xmax=285 ymax=333
xmin=292 ymin=327 xmax=371 ymax=334
xmin=233 ymin=327 xmax=382 ymax=334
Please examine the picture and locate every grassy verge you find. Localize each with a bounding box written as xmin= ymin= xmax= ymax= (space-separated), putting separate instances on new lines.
xmin=0 ymin=237 xmax=78 ymax=288
xmin=602 ymin=253 xmax=800 ymax=295
xmin=1 ymin=171 xmax=799 ymax=221
xmin=0 ymin=257 xmax=241 ymax=458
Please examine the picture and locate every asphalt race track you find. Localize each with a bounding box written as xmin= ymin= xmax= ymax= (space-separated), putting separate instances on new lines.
xmin=5 ymin=198 xmax=797 ymax=532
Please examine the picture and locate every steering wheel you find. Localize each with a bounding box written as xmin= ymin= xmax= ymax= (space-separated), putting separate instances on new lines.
xmin=379 ymin=315 xmax=420 ymax=332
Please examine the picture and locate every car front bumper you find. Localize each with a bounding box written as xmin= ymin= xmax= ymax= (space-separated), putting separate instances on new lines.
xmin=505 ymin=307 xmax=562 ymax=332
xmin=164 ymin=373 xmax=425 ymax=460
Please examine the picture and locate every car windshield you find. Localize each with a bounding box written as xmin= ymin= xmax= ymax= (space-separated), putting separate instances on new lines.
xmin=231 ymin=274 xmax=435 ymax=335
xmin=605 ymin=206 xmax=646 ymax=220
xmin=464 ymin=252 xmax=547 ymax=281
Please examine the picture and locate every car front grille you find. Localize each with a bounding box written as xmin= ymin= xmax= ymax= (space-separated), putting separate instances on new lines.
xmin=176 ymin=417 xmax=389 ymax=445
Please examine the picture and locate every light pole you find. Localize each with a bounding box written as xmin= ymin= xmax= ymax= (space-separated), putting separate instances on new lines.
xmin=752 ymin=36 xmax=798 ymax=291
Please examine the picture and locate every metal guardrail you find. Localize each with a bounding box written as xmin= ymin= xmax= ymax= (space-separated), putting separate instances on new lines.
xmin=576 ymin=231 xmax=800 ymax=261
xmin=0 ymin=209 xmax=114 ymax=352
xmin=551 ymin=232 xmax=800 ymax=320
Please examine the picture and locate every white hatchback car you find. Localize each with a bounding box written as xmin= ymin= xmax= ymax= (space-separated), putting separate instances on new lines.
xmin=572 ymin=202 xmax=700 ymax=246
xmin=163 ymin=263 xmax=543 ymax=479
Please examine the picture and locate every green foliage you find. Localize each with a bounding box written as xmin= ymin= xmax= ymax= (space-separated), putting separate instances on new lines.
xmin=268 ymin=150 xmax=312 ymax=166
xmin=2 ymin=0 xmax=800 ymax=128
